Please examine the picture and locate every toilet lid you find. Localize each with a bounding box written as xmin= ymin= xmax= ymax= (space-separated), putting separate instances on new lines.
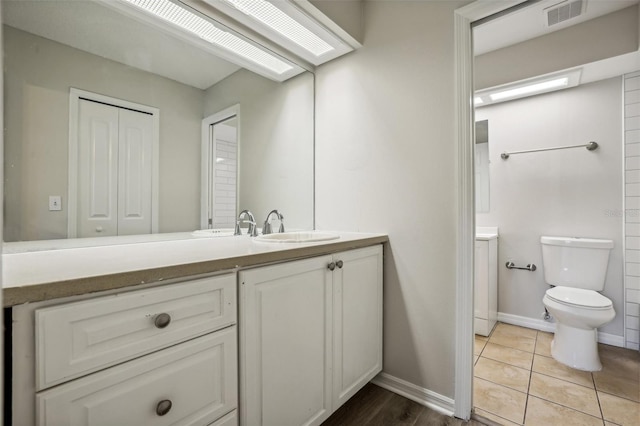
xmin=546 ymin=286 xmax=612 ymax=309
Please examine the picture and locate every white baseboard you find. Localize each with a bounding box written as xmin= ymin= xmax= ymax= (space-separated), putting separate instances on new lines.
xmin=371 ymin=372 xmax=455 ymax=417
xmin=497 ymin=312 xmax=625 ymax=347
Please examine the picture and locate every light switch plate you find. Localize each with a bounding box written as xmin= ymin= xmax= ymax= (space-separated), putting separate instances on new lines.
xmin=49 ymin=196 xmax=62 ymax=211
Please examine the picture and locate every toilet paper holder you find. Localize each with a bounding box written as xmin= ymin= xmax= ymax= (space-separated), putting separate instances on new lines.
xmin=505 ymin=261 xmax=537 ymax=272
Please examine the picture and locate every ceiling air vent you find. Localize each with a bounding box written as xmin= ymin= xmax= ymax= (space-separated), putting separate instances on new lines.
xmin=546 ymin=0 xmax=584 ymax=27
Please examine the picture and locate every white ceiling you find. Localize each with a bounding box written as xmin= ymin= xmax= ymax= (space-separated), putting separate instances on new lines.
xmin=2 ymin=0 xmax=242 ymax=90
xmin=474 ymin=0 xmax=639 ymax=56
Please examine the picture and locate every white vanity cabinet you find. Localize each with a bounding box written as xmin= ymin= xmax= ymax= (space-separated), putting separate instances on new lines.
xmin=12 ymin=273 xmax=239 ymax=426
xmin=475 ymin=234 xmax=498 ymax=336
xmin=239 ymin=245 xmax=383 ymax=426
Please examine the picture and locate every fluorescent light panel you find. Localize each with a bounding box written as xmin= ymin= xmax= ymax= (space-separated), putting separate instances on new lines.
xmin=474 ymin=69 xmax=582 ymax=107
xmin=122 ymin=0 xmax=294 ymax=75
xmin=489 ymin=77 xmax=569 ymax=101
xmin=224 ymin=0 xmax=334 ymax=57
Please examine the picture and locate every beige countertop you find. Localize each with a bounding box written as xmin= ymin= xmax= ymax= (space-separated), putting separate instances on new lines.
xmin=2 ymin=231 xmax=388 ymax=307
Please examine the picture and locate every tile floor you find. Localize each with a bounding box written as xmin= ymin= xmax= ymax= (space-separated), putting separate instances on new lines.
xmin=473 ymin=322 xmax=640 ymax=426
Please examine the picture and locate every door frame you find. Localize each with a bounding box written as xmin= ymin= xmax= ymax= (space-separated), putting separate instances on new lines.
xmin=453 ymin=0 xmax=528 ymax=419
xmin=200 ymin=104 xmax=240 ymax=230
xmin=68 ymin=88 xmax=160 ymax=238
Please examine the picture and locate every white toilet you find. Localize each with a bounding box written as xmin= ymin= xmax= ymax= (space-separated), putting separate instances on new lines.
xmin=540 ymin=236 xmax=616 ymax=371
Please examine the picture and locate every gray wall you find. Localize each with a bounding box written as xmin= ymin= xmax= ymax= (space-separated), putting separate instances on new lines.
xmin=476 ymin=77 xmax=624 ymax=337
xmin=3 ymin=25 xmax=204 ymax=241
xmin=204 ymin=70 xmax=314 ymax=231
xmin=316 ymin=0 xmax=466 ymax=399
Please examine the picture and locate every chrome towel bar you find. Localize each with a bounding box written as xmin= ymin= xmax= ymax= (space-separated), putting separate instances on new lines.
xmin=505 ymin=261 xmax=537 ymax=272
xmin=501 ymin=141 xmax=598 ymax=160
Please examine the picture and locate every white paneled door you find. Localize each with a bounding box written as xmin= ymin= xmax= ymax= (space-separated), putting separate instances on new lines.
xmin=77 ymin=99 xmax=153 ymax=237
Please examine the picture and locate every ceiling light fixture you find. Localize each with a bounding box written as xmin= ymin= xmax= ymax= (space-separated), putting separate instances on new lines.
xmin=474 ymin=68 xmax=582 ymax=107
xmin=223 ymin=0 xmax=333 ymax=56
xmin=108 ymin=0 xmax=301 ymax=81
xmin=489 ymin=77 xmax=568 ymax=101
xmin=203 ymin=0 xmax=356 ymax=65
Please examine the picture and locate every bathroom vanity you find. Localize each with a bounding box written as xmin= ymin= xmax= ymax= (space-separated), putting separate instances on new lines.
xmin=475 ymin=229 xmax=498 ymax=336
xmin=4 ymin=232 xmax=386 ymax=426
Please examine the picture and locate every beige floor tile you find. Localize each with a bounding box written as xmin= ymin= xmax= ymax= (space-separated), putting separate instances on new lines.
xmin=604 ymin=423 xmax=622 ymax=426
xmin=524 ymin=396 xmax=603 ymax=426
xmin=594 ymin=370 xmax=640 ymax=403
xmin=489 ymin=325 xmax=536 ymax=353
xmin=482 ymin=342 xmax=534 ymax=370
xmin=528 ymin=372 xmax=601 ymax=418
xmin=534 ymin=331 xmax=553 ymax=358
xmin=532 ymin=355 xmax=594 ymax=388
xmin=475 ymin=357 xmax=531 ymax=393
xmin=474 ymin=377 xmax=527 ymax=425
xmin=494 ymin=323 xmax=538 ymax=340
xmin=595 ymin=344 xmax=640 ymax=403
xmin=599 ymin=345 xmax=640 ymax=379
xmin=599 ymin=344 xmax=640 ymax=371
xmin=474 ymin=355 xmax=479 ymax=366
xmin=475 ymin=335 xmax=488 ymax=356
xmin=598 ymin=391 xmax=640 ymax=426
xmin=474 ymin=408 xmax=522 ymax=426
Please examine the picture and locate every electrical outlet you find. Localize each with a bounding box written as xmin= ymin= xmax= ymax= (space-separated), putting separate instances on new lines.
xmin=49 ymin=196 xmax=62 ymax=211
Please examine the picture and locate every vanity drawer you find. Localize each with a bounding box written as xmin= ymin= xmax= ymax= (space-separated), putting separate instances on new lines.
xmin=36 ymin=273 xmax=236 ymax=390
xmin=37 ymin=327 xmax=238 ymax=426
xmin=208 ymin=410 xmax=238 ymax=426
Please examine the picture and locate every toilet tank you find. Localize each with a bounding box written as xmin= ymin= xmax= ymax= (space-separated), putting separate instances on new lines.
xmin=540 ymin=236 xmax=614 ymax=291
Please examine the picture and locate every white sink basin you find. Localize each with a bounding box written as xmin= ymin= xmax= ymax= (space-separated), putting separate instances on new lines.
xmin=255 ymin=231 xmax=340 ymax=243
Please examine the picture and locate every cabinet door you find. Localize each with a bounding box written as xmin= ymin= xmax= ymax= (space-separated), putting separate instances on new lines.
xmin=37 ymin=328 xmax=237 ymax=426
xmin=239 ymin=256 xmax=333 ymax=426
xmin=475 ymin=241 xmax=489 ymax=320
xmin=332 ymin=245 xmax=383 ymax=410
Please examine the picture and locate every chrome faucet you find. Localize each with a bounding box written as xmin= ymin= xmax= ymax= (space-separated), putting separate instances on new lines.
xmin=262 ymin=210 xmax=285 ymax=235
xmin=235 ymin=210 xmax=258 ymax=237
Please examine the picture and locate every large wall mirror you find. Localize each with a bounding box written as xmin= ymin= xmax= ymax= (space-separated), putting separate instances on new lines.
xmin=2 ymin=0 xmax=314 ymax=245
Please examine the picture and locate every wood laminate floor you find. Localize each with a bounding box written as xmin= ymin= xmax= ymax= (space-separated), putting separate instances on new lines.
xmin=322 ymin=383 xmax=486 ymax=426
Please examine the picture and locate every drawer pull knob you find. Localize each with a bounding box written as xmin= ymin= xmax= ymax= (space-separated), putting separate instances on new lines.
xmin=336 ymin=260 xmax=344 ymax=269
xmin=327 ymin=262 xmax=336 ymax=271
xmin=156 ymin=399 xmax=172 ymax=416
xmin=154 ymin=313 xmax=171 ymax=329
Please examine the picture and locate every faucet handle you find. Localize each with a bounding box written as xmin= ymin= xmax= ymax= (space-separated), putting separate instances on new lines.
xmin=234 ymin=221 xmax=242 ymax=236
xmin=278 ymin=221 xmax=285 ymax=233
xmin=263 ymin=222 xmax=272 ymax=235
xmin=248 ymin=222 xmax=258 ymax=237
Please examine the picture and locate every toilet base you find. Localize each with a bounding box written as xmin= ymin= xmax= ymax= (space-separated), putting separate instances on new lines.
xmin=551 ymin=323 xmax=602 ymax=371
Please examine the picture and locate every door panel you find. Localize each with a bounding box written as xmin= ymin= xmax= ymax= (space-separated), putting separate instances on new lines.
xmin=78 ymin=100 xmax=118 ymax=237
xmin=332 ymin=246 xmax=383 ymax=409
xmin=117 ymin=109 xmax=153 ymax=235
xmin=239 ymin=256 xmax=333 ymax=426
xmin=77 ymin=100 xmax=154 ymax=237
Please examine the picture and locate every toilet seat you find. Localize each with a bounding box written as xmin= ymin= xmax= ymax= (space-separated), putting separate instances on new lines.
xmin=546 ymin=286 xmax=612 ymax=310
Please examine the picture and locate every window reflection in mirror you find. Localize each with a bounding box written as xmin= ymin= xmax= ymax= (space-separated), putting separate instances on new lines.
xmin=475 ymin=120 xmax=489 ymax=213
xmin=2 ymin=1 xmax=314 ymax=244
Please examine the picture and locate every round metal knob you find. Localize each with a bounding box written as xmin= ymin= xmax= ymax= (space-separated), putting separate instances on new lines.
xmin=327 ymin=262 xmax=336 ymax=271
xmin=336 ymin=260 xmax=344 ymax=269
xmin=95 ymin=226 xmax=103 ymax=233
xmin=156 ymin=399 xmax=172 ymax=416
xmin=154 ymin=313 xmax=171 ymax=329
